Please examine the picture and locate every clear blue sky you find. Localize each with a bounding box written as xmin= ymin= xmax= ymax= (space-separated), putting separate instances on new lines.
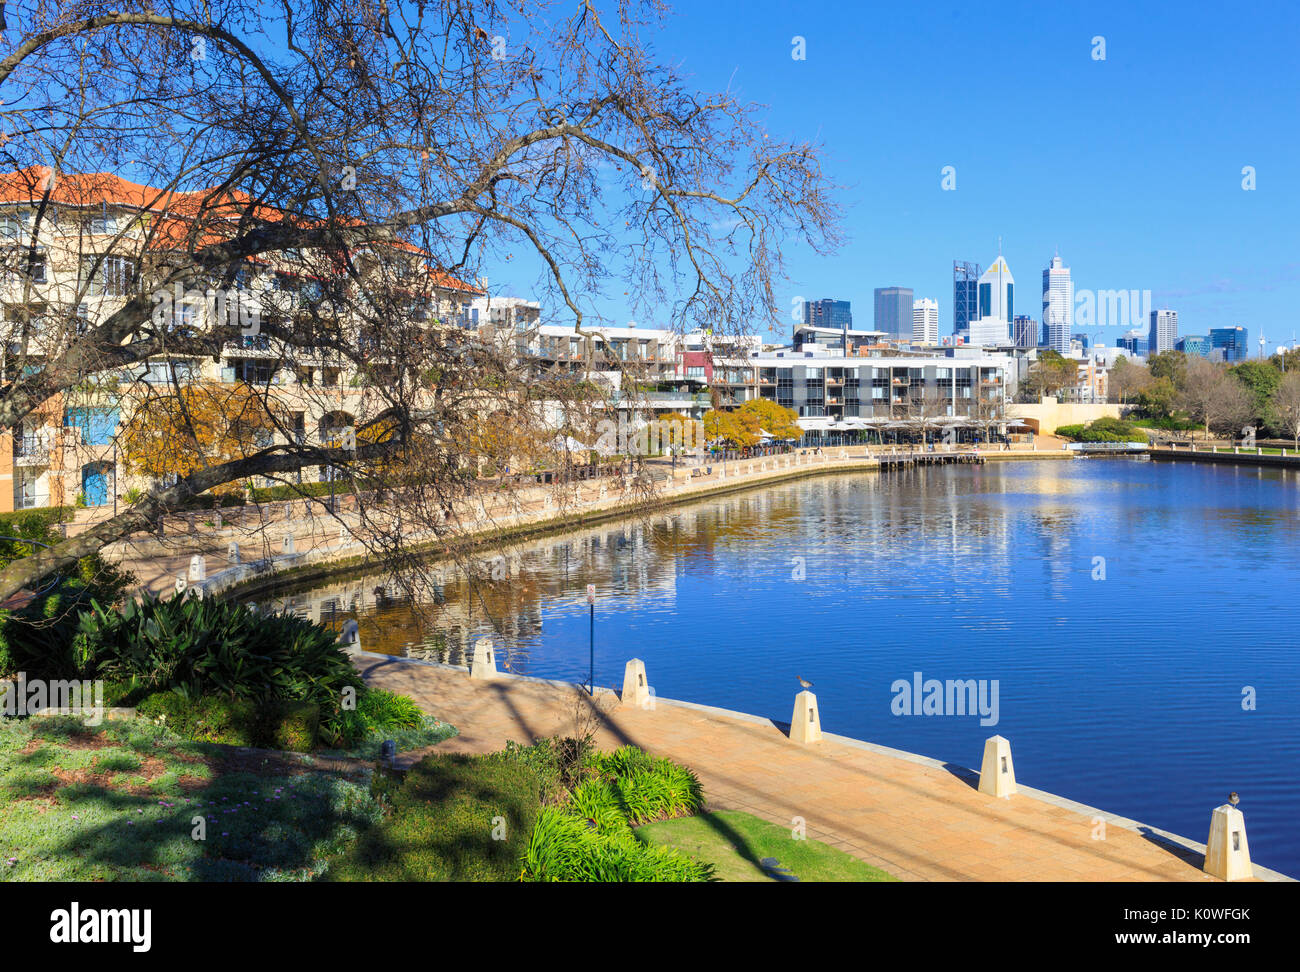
xmin=504 ymin=0 xmax=1300 ymax=350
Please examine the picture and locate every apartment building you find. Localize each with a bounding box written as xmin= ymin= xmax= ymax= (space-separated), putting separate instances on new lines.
xmin=0 ymin=168 xmax=484 ymax=511
xmin=752 ymin=345 xmax=1017 ymax=443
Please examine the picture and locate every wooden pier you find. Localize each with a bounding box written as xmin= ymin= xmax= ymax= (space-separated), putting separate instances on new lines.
xmin=874 ymin=450 xmax=985 ymax=470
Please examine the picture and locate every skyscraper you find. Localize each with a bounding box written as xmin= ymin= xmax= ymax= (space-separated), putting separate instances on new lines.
xmin=1013 ymin=315 xmax=1037 ymax=349
xmin=1042 ymin=254 xmax=1073 ymax=355
xmin=874 ymin=287 xmax=914 ymax=339
xmin=912 ymin=298 xmax=939 ymax=344
xmin=800 ymin=298 xmax=852 ymax=331
xmin=953 ymin=261 xmax=981 ymax=339
xmin=1149 ymin=309 xmax=1179 ymax=354
xmin=1209 ymin=326 xmax=1248 ymax=362
xmin=968 ymin=255 xmax=1013 ymax=346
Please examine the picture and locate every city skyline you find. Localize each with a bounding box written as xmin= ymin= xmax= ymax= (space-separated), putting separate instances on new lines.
xmin=481 ymin=1 xmax=1298 ymax=348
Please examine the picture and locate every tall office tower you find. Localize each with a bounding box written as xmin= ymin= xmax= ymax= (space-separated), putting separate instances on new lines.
xmin=1013 ymin=315 xmax=1037 ymax=349
xmin=1117 ymin=330 xmax=1149 ymax=357
xmin=1176 ymin=335 xmax=1210 ymax=356
xmin=1149 ymin=309 xmax=1179 ymax=354
xmin=800 ymin=298 xmax=853 ymax=331
xmin=1041 ymin=254 xmax=1073 ymax=354
xmin=1209 ymin=325 xmax=1248 ymax=362
xmin=874 ymin=287 xmax=914 ymax=339
xmin=912 ymin=298 xmax=939 ymax=344
xmin=968 ymin=255 xmax=1013 ymax=345
xmin=953 ymin=261 xmax=981 ymax=339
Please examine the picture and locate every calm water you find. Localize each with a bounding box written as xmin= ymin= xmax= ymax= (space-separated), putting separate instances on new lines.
xmin=273 ymin=459 xmax=1300 ymax=877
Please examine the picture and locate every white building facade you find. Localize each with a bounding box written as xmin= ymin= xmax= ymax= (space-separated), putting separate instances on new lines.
xmin=912 ymin=297 xmax=939 ymax=345
xmin=1042 ymin=254 xmax=1073 ymax=354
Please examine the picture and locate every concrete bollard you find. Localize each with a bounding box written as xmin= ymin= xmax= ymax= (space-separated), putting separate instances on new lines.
xmin=1204 ymin=804 xmax=1252 ymax=881
xmin=214 ymin=511 xmax=223 ymax=530
xmin=188 ymin=555 xmax=206 ymax=581
xmin=227 ymin=541 xmax=239 ymax=564
xmin=283 ymin=534 xmax=295 ymax=555
xmin=621 ymin=658 xmax=651 ymax=708
xmin=790 ymin=690 xmax=822 ymax=744
xmin=470 ymin=637 xmax=498 ymax=680
xmin=337 ymin=619 xmax=361 ymax=654
xmin=978 ymin=735 xmax=1017 ymax=798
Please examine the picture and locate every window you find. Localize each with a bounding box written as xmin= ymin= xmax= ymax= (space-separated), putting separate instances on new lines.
xmin=85 ymin=213 xmax=116 ymax=235
xmin=81 ymin=255 xmax=136 ymax=296
xmin=140 ymin=359 xmax=195 ymax=383
xmin=0 ymin=215 xmax=25 ymax=240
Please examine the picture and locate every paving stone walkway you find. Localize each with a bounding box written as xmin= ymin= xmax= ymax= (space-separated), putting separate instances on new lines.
xmin=354 ymin=654 xmax=1231 ymax=882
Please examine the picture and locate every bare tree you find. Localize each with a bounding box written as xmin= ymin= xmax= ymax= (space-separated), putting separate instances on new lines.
xmin=1178 ymin=357 xmax=1253 ymax=441
xmin=1274 ymin=371 xmax=1300 ymax=450
xmin=0 ymin=0 xmax=840 ymax=602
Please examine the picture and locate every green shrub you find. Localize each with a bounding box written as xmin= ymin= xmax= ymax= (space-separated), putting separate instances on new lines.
xmin=136 ymin=691 xmax=259 ymax=746
xmin=137 ymin=691 xmax=321 ymax=751
xmin=69 ymin=593 xmax=363 ymax=724
xmin=272 ymin=702 xmax=319 ymax=753
xmin=522 ymin=806 xmax=713 ymax=882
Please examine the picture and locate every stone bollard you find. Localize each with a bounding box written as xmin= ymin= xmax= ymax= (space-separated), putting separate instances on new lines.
xmin=282 ymin=534 xmax=295 ymax=555
xmin=214 ymin=511 xmax=223 ymax=530
xmin=790 ymin=690 xmax=822 ymax=744
xmin=227 ymin=541 xmax=239 ymax=564
xmin=337 ymin=619 xmax=361 ymax=654
xmin=1204 ymin=804 xmax=1252 ymax=881
xmin=188 ymin=555 xmax=206 ymax=582
xmin=621 ymin=658 xmax=651 ymax=708
xmin=977 ymin=735 xmax=1016 ymax=798
xmin=470 ymin=637 xmax=498 ymax=680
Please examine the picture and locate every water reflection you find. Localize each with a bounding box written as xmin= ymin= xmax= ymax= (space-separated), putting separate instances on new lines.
xmin=265 ymin=459 xmax=1300 ymax=876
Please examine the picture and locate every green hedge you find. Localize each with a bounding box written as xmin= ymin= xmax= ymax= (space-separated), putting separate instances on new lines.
xmin=1054 ymin=417 xmax=1148 ymax=443
xmin=135 ymin=691 xmax=321 ymax=752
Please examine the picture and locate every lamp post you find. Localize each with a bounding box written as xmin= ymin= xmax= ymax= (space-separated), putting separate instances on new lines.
xmin=585 ymin=583 xmax=595 ymax=695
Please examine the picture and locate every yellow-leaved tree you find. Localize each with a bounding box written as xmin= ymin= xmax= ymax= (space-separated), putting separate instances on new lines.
xmin=737 ymin=398 xmax=802 ymax=441
xmin=121 ymin=382 xmax=285 ymax=494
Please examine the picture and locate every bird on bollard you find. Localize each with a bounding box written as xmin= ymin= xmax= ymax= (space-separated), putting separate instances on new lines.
xmin=1229 ymin=792 xmax=1240 ymax=808
xmin=797 ymin=676 xmax=813 ymax=689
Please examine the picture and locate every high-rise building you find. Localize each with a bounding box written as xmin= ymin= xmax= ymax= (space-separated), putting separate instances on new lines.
xmin=1013 ymin=315 xmax=1037 ymax=349
xmin=968 ymin=255 xmax=1013 ymax=346
xmin=953 ymin=261 xmax=981 ymax=339
xmin=1149 ymin=309 xmax=1179 ymax=354
xmin=874 ymin=287 xmax=914 ymax=340
xmin=1177 ymin=335 xmax=1210 ymax=356
xmin=1209 ymin=326 xmax=1248 ymax=362
xmin=1117 ymin=330 xmax=1149 ymax=357
xmin=1118 ymin=330 xmax=1149 ymax=356
xmin=1041 ymin=254 xmax=1073 ymax=355
xmin=800 ymin=298 xmax=852 ymax=331
xmin=912 ymin=298 xmax=939 ymax=344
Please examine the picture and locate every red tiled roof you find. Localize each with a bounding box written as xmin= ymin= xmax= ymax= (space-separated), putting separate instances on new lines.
xmin=0 ymin=166 xmax=484 ymax=295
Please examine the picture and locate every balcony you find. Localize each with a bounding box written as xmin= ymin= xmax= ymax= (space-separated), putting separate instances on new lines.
xmin=13 ymin=434 xmax=48 ymax=465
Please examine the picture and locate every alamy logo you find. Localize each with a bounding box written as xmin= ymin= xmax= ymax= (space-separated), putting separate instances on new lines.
xmin=1 ymin=673 xmax=104 ymax=725
xmin=890 ymin=671 xmax=1000 ymax=727
xmin=1073 ymin=289 xmax=1152 ymax=328
xmin=151 ymin=282 xmax=260 ymax=335
xmin=594 ymin=415 xmax=704 ymax=457
xmin=49 ymin=902 xmax=151 ymax=952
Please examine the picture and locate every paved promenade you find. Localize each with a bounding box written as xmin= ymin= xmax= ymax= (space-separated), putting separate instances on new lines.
xmin=354 ymin=653 xmax=1240 ymax=882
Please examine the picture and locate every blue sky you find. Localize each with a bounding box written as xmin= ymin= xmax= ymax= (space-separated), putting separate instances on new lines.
xmin=502 ymin=0 xmax=1300 ymax=350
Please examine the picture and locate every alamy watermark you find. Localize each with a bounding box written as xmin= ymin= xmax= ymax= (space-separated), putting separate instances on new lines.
xmin=1 ymin=672 xmax=105 ymax=725
xmin=890 ymin=671 xmax=1000 ymax=727
xmin=151 ymin=282 xmax=261 ymax=335
xmin=594 ymin=415 xmax=705 ymax=457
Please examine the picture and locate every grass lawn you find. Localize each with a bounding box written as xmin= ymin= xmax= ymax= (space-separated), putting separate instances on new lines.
xmin=0 ymin=715 xmax=383 ymax=881
xmin=636 ymin=810 xmax=897 ymax=882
